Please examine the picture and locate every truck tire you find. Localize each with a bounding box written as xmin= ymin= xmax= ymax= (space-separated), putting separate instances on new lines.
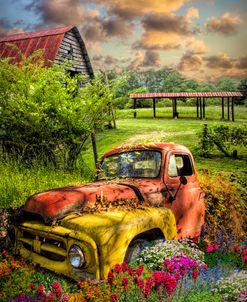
xmin=124 ymin=239 xmax=149 ymax=263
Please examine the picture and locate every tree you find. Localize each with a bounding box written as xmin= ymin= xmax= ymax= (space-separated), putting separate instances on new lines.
xmin=237 ymin=77 xmax=247 ymax=105
xmin=0 ymin=50 xmax=121 ymax=168
xmin=216 ymin=77 xmax=237 ymax=91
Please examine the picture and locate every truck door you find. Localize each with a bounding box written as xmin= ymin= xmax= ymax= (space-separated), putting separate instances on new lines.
xmin=163 ymin=152 xmax=205 ymax=239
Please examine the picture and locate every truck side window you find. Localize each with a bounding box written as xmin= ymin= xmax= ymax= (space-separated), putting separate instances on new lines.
xmin=168 ymin=154 xmax=193 ymax=177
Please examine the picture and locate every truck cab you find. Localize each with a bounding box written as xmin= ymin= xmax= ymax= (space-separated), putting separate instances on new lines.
xmin=14 ymin=143 xmax=205 ymax=279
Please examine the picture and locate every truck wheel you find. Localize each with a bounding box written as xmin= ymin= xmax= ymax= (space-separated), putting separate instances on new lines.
xmin=124 ymin=239 xmax=149 ymax=263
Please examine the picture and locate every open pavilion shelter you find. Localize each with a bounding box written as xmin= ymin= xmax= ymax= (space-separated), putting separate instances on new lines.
xmin=130 ymin=92 xmax=243 ymax=121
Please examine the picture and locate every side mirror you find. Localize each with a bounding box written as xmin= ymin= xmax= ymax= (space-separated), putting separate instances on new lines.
xmin=180 ymin=175 xmax=187 ymax=185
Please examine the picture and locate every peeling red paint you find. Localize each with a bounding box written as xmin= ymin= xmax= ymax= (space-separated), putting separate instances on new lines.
xmin=23 ymin=143 xmax=205 ymax=239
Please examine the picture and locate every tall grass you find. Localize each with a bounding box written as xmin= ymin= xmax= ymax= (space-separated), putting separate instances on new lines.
xmin=0 ymin=156 xmax=90 ymax=208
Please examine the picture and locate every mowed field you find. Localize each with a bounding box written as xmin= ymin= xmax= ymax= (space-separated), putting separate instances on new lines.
xmin=0 ymin=106 xmax=246 ymax=209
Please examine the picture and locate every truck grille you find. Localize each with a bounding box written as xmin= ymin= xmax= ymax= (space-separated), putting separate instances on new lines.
xmin=19 ymin=230 xmax=67 ymax=261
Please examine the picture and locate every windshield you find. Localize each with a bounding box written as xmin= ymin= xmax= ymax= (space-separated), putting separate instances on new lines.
xmin=98 ymin=150 xmax=162 ymax=179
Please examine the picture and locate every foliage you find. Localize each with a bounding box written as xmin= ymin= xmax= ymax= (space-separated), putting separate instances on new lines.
xmin=197 ymin=124 xmax=247 ymax=158
xmin=216 ymin=77 xmax=237 ymax=92
xmin=199 ymin=172 xmax=246 ymax=242
xmin=237 ymin=77 xmax=247 ymax=105
xmin=0 ymin=51 xmax=127 ymax=168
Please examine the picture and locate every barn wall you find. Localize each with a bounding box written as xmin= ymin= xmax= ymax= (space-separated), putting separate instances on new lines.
xmin=55 ymin=30 xmax=90 ymax=77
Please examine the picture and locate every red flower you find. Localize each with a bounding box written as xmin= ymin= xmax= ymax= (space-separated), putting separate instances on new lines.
xmin=128 ymin=267 xmax=134 ymax=276
xmin=137 ymin=278 xmax=144 ymax=288
xmin=52 ymin=282 xmax=61 ymax=296
xmin=243 ymin=255 xmax=247 ymax=262
xmin=168 ymin=266 xmax=174 ymax=273
xmin=143 ymin=278 xmax=153 ymax=298
xmin=192 ymin=269 xmax=199 ymax=279
xmin=243 ymin=249 xmax=247 ymax=255
xmin=180 ymin=269 xmax=186 ymax=276
xmin=114 ymin=264 xmax=121 ymax=274
xmin=174 ymin=273 xmax=180 ymax=280
xmin=30 ymin=283 xmax=35 ymax=290
xmin=37 ymin=283 xmax=43 ymax=295
xmin=121 ymin=262 xmax=128 ymax=272
xmin=136 ymin=264 xmax=144 ymax=276
xmin=234 ymin=246 xmax=241 ymax=253
xmin=108 ymin=271 xmax=114 ymax=285
xmin=163 ymin=259 xmax=170 ymax=266
xmin=111 ymin=293 xmax=118 ymax=301
xmin=122 ymin=277 xmax=128 ymax=287
xmin=203 ymin=264 xmax=208 ymax=270
xmin=192 ymin=236 xmax=199 ymax=243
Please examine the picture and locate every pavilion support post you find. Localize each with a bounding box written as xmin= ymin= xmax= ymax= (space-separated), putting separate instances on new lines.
xmin=200 ymin=98 xmax=203 ymax=119
xmin=227 ymin=97 xmax=230 ymax=120
xmin=172 ymin=99 xmax=175 ymax=118
xmin=231 ymin=97 xmax=235 ymax=122
xmin=173 ymin=98 xmax=178 ymax=118
xmin=203 ymin=97 xmax=206 ymax=119
xmin=221 ymin=97 xmax=225 ymax=119
xmin=153 ymin=98 xmax=156 ymax=118
xmin=133 ymin=98 xmax=137 ymax=118
xmin=196 ymin=97 xmax=199 ymax=119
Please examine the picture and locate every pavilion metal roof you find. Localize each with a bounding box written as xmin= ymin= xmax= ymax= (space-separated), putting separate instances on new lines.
xmin=130 ymin=92 xmax=243 ymax=99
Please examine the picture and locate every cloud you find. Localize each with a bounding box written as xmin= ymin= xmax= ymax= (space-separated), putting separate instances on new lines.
xmin=178 ymin=38 xmax=206 ymax=71
xmin=133 ymin=8 xmax=200 ymax=51
xmin=90 ymin=0 xmax=187 ymax=20
xmin=204 ymin=53 xmax=234 ymax=69
xmin=142 ymin=50 xmax=161 ymax=67
xmin=0 ymin=18 xmax=24 ymax=36
xmin=205 ymin=12 xmax=242 ymax=35
xmin=102 ymin=17 xmax=134 ymax=37
xmin=25 ymin=0 xmax=84 ymax=25
xmin=235 ymin=55 xmax=247 ymax=69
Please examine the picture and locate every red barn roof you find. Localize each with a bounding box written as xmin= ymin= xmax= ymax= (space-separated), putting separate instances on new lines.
xmin=0 ymin=26 xmax=93 ymax=76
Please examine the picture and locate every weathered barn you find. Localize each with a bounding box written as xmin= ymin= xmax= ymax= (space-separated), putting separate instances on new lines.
xmin=0 ymin=25 xmax=93 ymax=78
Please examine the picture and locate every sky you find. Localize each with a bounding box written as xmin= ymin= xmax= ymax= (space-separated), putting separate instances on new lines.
xmin=0 ymin=0 xmax=247 ymax=82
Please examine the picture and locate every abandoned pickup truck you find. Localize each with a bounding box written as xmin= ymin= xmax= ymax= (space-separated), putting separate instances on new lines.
xmin=14 ymin=142 xmax=205 ymax=280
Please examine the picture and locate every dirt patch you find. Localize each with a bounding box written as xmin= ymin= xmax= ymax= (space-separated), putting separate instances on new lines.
xmin=121 ymin=131 xmax=171 ymax=146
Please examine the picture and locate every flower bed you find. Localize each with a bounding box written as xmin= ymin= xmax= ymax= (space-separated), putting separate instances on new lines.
xmin=0 ymin=236 xmax=246 ymax=302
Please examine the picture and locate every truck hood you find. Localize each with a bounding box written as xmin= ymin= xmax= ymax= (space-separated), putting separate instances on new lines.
xmin=23 ymin=181 xmax=144 ymax=224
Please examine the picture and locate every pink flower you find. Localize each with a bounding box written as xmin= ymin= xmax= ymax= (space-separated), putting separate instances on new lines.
xmin=61 ymin=294 xmax=70 ymax=301
xmin=47 ymin=292 xmax=54 ymax=302
xmin=108 ymin=271 xmax=114 ymax=285
xmin=207 ymin=245 xmax=214 ymax=253
xmin=243 ymin=249 xmax=247 ymax=255
xmin=121 ymin=262 xmax=128 ymax=272
xmin=163 ymin=259 xmax=170 ymax=266
xmin=37 ymin=283 xmax=43 ymax=295
xmin=203 ymin=264 xmax=208 ymax=270
xmin=114 ymin=264 xmax=121 ymax=274
xmin=214 ymin=244 xmax=219 ymax=250
xmin=136 ymin=264 xmax=144 ymax=276
xmin=192 ymin=269 xmax=199 ymax=279
xmin=243 ymin=255 xmax=247 ymax=262
xmin=122 ymin=277 xmax=128 ymax=287
xmin=111 ymin=293 xmax=118 ymax=301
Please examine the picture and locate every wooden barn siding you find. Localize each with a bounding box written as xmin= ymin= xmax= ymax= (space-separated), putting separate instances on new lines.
xmin=55 ymin=31 xmax=89 ymax=75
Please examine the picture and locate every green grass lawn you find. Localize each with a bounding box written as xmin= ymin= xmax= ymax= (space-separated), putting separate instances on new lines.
xmin=0 ymin=106 xmax=246 ymax=208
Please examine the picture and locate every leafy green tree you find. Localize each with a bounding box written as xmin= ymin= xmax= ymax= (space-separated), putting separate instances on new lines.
xmin=216 ymin=77 xmax=237 ymax=91
xmin=237 ymin=77 xmax=247 ymax=105
xmin=0 ymin=50 xmax=121 ymax=168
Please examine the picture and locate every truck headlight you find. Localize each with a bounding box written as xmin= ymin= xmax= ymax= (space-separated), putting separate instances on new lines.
xmin=68 ymin=245 xmax=85 ymax=268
